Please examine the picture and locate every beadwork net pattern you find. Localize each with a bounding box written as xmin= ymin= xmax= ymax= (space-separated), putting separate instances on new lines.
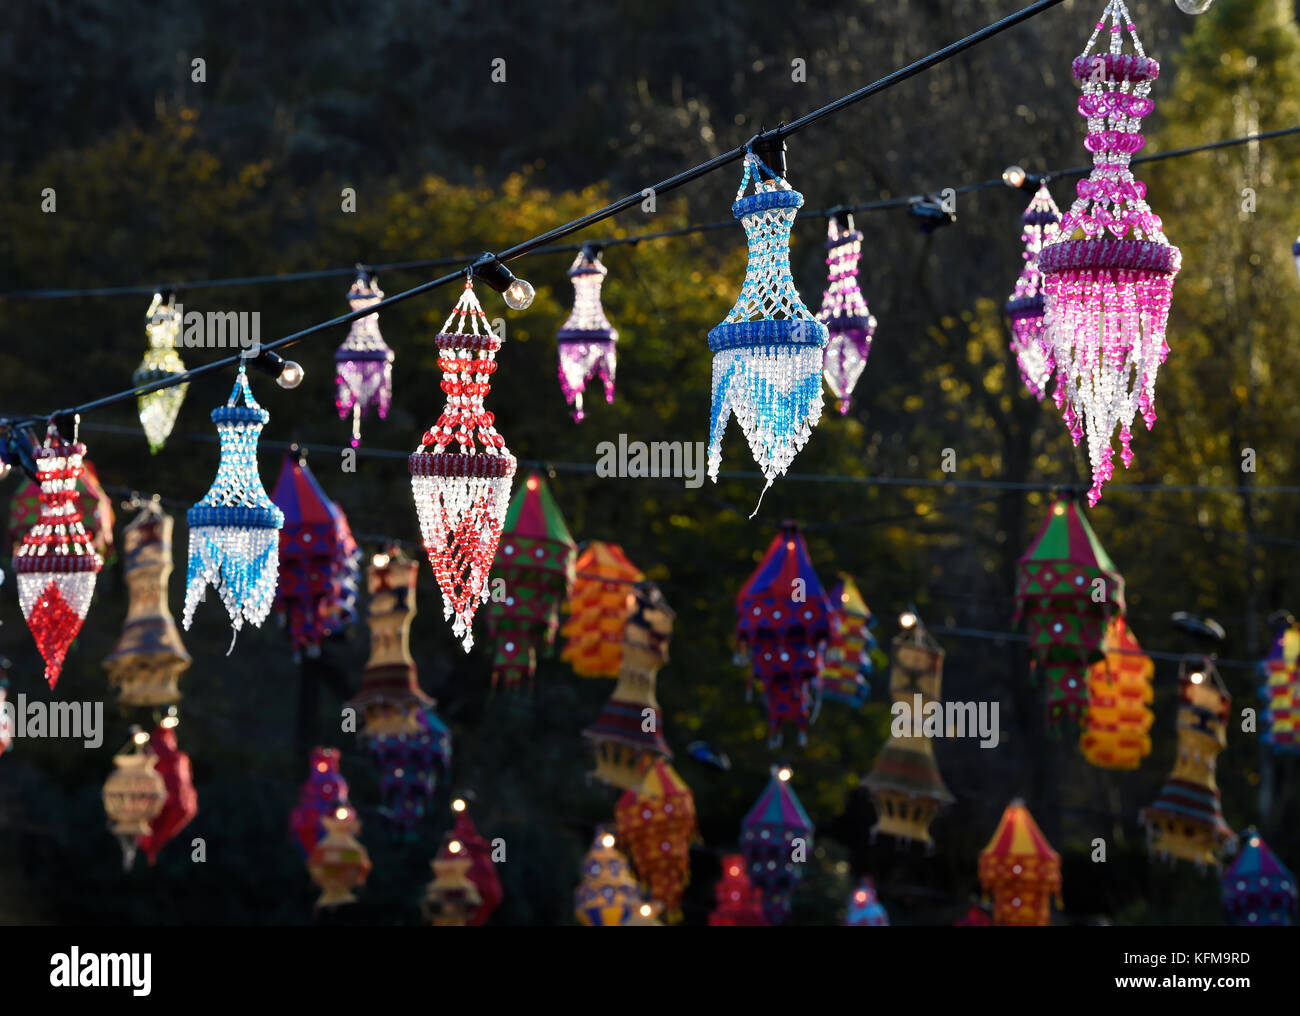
xmin=557 ymin=249 xmax=618 ymax=422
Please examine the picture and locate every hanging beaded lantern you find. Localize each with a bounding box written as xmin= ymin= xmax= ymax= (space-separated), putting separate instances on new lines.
xmin=335 ymin=271 xmax=394 ymax=448
xmin=13 ymin=423 xmax=104 ymax=687
xmin=557 ymin=246 xmax=618 ymax=422
xmin=134 ymin=292 xmax=189 ymax=454
xmin=740 ymin=766 xmax=814 ymax=926
xmin=1040 ymin=0 xmax=1181 ymax=505
xmin=8 ymin=452 xmax=115 ymax=564
xmin=182 ymin=365 xmax=284 ymax=646
xmin=1005 ymin=184 xmax=1062 ymax=401
xmin=410 ymin=279 xmax=517 ymax=651
xmin=102 ymin=735 xmax=168 ymax=870
xmin=817 ymin=214 xmax=877 ymax=414
xmin=707 ymin=150 xmax=828 ymax=506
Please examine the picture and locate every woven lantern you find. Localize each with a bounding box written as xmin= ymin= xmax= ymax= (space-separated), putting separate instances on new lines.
xmin=560 ymin=542 xmax=643 ymax=678
xmin=845 ymin=877 xmax=889 ymax=926
xmin=740 ymin=765 xmax=814 ymax=926
xmin=977 ymin=798 xmax=1062 ymax=926
xmin=1005 ymin=184 xmax=1062 ymax=401
xmin=1141 ymin=658 xmax=1236 ymax=870
xmin=709 ymin=854 xmax=767 ymax=926
xmin=335 ymin=270 xmax=394 ymax=448
xmin=102 ymin=501 xmax=191 ymax=707
xmin=817 ymin=213 xmax=877 ymax=414
xmin=423 ymin=833 xmax=484 ymax=927
xmin=574 ymin=829 xmax=643 ymax=926
xmin=138 ymin=721 xmax=198 ymax=866
xmin=1221 ymin=829 xmax=1297 ymax=926
xmin=102 ymin=733 xmax=168 ymax=870
xmin=582 ymin=581 xmax=675 ymax=792
xmin=1260 ymin=615 xmax=1300 ymax=755
xmin=822 ymin=573 xmax=879 ymax=709
xmin=484 ymin=473 xmax=576 ymax=689
xmin=1015 ymin=497 xmax=1124 ymax=730
xmin=290 ymin=747 xmax=351 ymax=855
xmin=556 ymin=245 xmax=618 ymax=422
xmin=615 ymin=758 xmax=697 ymax=924
xmin=862 ymin=614 xmax=954 ymax=848
xmin=307 ymin=805 xmax=372 ymax=908
xmin=734 ymin=522 xmax=833 ymax=747
xmin=8 ymin=441 xmax=115 ymax=564
xmin=1080 ymin=615 xmax=1153 ymax=769
xmin=134 ymin=291 xmax=188 ymax=453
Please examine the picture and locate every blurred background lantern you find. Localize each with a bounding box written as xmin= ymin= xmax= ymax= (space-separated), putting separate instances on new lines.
xmin=0 ymin=671 xmax=12 ymax=759
xmin=556 ymin=245 xmax=618 ymax=422
xmin=708 ymin=853 xmax=767 ymax=926
xmin=290 ymin=747 xmax=350 ymax=855
xmin=734 ymin=521 xmax=832 ymax=747
xmin=1260 ymin=614 xmax=1300 ymax=754
xmin=1015 ymin=497 xmax=1125 ymax=730
xmin=271 ymin=448 xmax=361 ymax=658
xmin=137 ymin=716 xmax=198 ymax=866
xmin=1005 ymin=183 xmax=1061 ymax=401
xmin=8 ymin=441 xmax=116 ymax=565
xmin=817 ymin=213 xmax=877 ymax=414
xmin=614 ymin=758 xmax=697 ymax=924
xmin=822 ymin=573 xmax=880 ymax=709
xmin=977 ymin=798 xmax=1061 ymax=926
xmin=953 ymin=902 xmax=992 ymax=926
xmin=484 ymin=472 xmax=576 ymax=690
xmin=307 ymin=805 xmax=372 ymax=908
xmin=439 ymin=799 xmax=503 ymax=926
xmin=844 ymin=876 xmax=889 ymax=926
xmin=740 ymin=765 xmax=814 ymax=925
xmin=334 ymin=269 xmax=393 ymax=448
xmin=560 ymin=542 xmax=643 ymax=678
xmin=422 ymin=831 xmax=483 ymax=926
xmin=582 ymin=581 xmax=674 ymax=792
xmin=1141 ymin=657 xmax=1237 ymax=870
xmin=102 ymin=729 xmax=168 ymax=870
xmin=102 ymin=500 xmax=191 ymax=707
xmin=574 ymin=829 xmax=643 ymax=926
xmin=134 ymin=291 xmax=188 ymax=453
xmin=1221 ymin=828 xmax=1297 ymax=926
xmin=862 ymin=613 xmax=954 ymax=848
xmin=1080 ymin=616 xmax=1154 ymax=769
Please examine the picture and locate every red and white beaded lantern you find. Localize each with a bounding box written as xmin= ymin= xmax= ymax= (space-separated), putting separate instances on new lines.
xmin=410 ymin=280 xmax=517 ymax=651
xmin=13 ymin=423 xmax=104 ymax=687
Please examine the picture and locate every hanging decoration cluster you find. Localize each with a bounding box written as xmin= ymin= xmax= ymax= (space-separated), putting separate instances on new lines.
xmin=817 ymin=214 xmax=877 ymax=414
xmin=1040 ymin=0 xmax=1181 ymax=505
xmin=335 ymin=270 xmax=393 ymax=448
xmin=740 ymin=766 xmax=814 ymax=926
xmin=560 ymin=542 xmax=643 ymax=678
xmin=1260 ymin=615 xmax=1300 ymax=754
xmin=13 ymin=423 xmax=105 ymax=687
xmin=615 ymin=758 xmax=697 ymax=924
xmin=1005 ymin=184 xmax=1061 ymax=401
xmin=290 ymin=747 xmax=351 ymax=855
xmin=409 ymin=280 xmax=516 ymax=651
xmin=977 ymin=798 xmax=1062 ymax=926
xmin=134 ymin=292 xmax=189 ymax=454
xmin=822 ymin=572 xmax=880 ymax=709
xmin=1080 ymin=615 xmax=1153 ymax=769
xmin=1221 ymin=829 xmax=1297 ymax=927
xmin=707 ymin=150 xmax=828 ymax=506
xmin=708 ymin=854 xmax=767 ymax=926
xmin=556 ymin=245 xmax=619 ymax=422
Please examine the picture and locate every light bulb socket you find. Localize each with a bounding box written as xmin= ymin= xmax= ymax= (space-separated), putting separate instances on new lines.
xmin=580 ymin=242 xmax=603 ymax=264
xmin=908 ymin=196 xmax=956 ymax=232
xmin=245 ymin=349 xmax=304 ymax=388
xmin=471 ymin=252 xmax=518 ymax=294
xmin=752 ymin=129 xmax=788 ymax=177
xmin=831 ymin=208 xmax=856 ymax=233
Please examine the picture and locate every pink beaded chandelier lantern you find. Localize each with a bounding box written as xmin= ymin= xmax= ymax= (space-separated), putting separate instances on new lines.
xmin=13 ymin=422 xmax=104 ymax=687
xmin=556 ymin=245 xmax=618 ymax=422
xmin=817 ymin=214 xmax=877 ymax=415
xmin=1040 ymin=0 xmax=1181 ymax=506
xmin=335 ymin=270 xmax=394 ymax=448
xmin=1006 ymin=184 xmax=1062 ymax=401
xmin=409 ymin=279 xmax=517 ymax=650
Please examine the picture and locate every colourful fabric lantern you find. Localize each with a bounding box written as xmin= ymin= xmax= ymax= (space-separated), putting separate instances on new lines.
xmin=1221 ymin=829 xmax=1297 ymax=926
xmin=615 ymin=758 xmax=697 ymax=924
xmin=862 ymin=615 xmax=954 ymax=848
xmin=182 ymin=365 xmax=284 ymax=645
xmin=1141 ymin=658 xmax=1236 ymax=870
xmin=103 ymin=502 xmax=191 ymax=707
xmin=335 ymin=270 xmax=394 ymax=448
xmin=740 ymin=766 xmax=814 ymax=925
xmin=1005 ymin=184 xmax=1062 ymax=401
xmin=709 ymin=854 xmax=767 ymax=926
xmin=845 ymin=877 xmax=889 ymax=926
xmin=484 ymin=472 xmax=576 ymax=689
xmin=1040 ymin=0 xmax=1180 ymax=505
xmin=978 ymin=798 xmax=1062 ymax=926
xmin=557 ymin=246 xmax=618 ymax=422
xmin=290 ymin=747 xmax=350 ymax=855
xmin=822 ymin=573 xmax=879 ymax=709
xmin=1260 ymin=616 xmax=1300 ymax=754
xmin=102 ymin=738 xmax=167 ymax=870
xmin=1080 ymin=615 xmax=1153 ymax=768
xmin=1015 ymin=497 xmax=1124 ymax=730
xmin=409 ymin=279 xmax=516 ymax=651
xmin=271 ymin=450 xmax=361 ymax=657
xmin=135 ymin=291 xmax=188 ymax=453
xmin=137 ymin=723 xmax=198 ymax=866
xmin=707 ymin=150 xmax=829 ymax=506
xmin=307 ymin=805 xmax=372 ymax=908
xmin=7 ymin=454 xmax=115 ymax=564
xmin=423 ymin=834 xmax=483 ymax=926
xmin=735 ymin=522 xmax=833 ymax=747
xmin=574 ymin=830 xmax=642 ymax=926
xmin=583 ymin=581 xmax=675 ymax=792
xmin=817 ymin=214 xmax=877 ymax=414
xmin=13 ymin=424 xmax=105 ymax=687
xmin=561 ymin=542 xmax=643 ymax=678
xmin=441 ymin=806 xmax=504 ymax=926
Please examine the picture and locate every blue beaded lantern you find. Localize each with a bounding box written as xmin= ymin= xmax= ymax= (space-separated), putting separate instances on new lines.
xmin=708 ymin=150 xmax=828 ymax=508
xmin=183 ymin=365 xmax=284 ymax=646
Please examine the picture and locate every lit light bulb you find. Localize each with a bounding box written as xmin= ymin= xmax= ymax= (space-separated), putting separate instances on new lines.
xmin=899 ymin=611 xmax=917 ymax=629
xmin=161 ymin=714 xmax=179 ymax=729
xmin=1002 ymin=165 xmax=1027 ymax=189
xmin=1190 ymin=671 xmax=1205 ymax=684
xmin=777 ymin=766 xmax=792 ymax=782
xmin=448 ymin=839 xmax=463 ymax=854
xmin=276 ymin=360 xmax=305 ymax=389
xmin=335 ymin=807 xmax=350 ymax=820
xmin=503 ymin=277 xmax=535 ymax=310
xmin=372 ymin=553 xmax=390 ymax=568
xmin=452 ymin=797 xmax=467 ymax=812
xmin=132 ymin=730 xmax=150 ymax=745
xmin=1174 ymin=0 xmax=1215 ymax=13
xmin=0 ymin=461 xmax=10 ymax=481
xmin=639 ymin=904 xmax=653 ymax=917
xmin=600 ymin=833 xmax=616 ymax=848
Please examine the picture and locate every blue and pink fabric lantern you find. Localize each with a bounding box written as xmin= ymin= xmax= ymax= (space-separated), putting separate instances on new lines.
xmin=740 ymin=766 xmax=814 ymax=925
xmin=1221 ymin=828 xmax=1297 ymax=926
xmin=845 ymin=877 xmax=889 ymax=926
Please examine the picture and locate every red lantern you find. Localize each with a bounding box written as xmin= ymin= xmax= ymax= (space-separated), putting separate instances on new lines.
xmin=708 ymin=854 xmax=767 ymax=926
xmin=138 ymin=722 xmax=198 ymax=865
xmin=441 ymin=803 xmax=503 ymax=926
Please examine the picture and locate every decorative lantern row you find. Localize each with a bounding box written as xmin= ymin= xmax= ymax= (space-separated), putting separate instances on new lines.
xmin=708 ymin=854 xmax=767 ymax=926
xmin=335 ymin=270 xmax=394 ymax=447
xmin=1080 ymin=614 xmax=1153 ymax=769
xmin=1259 ymin=615 xmax=1300 ymax=754
xmin=977 ymin=798 xmax=1062 ymax=926
xmin=138 ymin=721 xmax=198 ymax=866
xmin=135 ymin=291 xmax=189 ymax=453
xmin=556 ymin=245 xmax=618 ymax=422
xmin=818 ymin=213 xmax=877 ymax=415
xmin=102 ymin=731 xmax=167 ymax=870
xmin=560 ymin=542 xmax=643 ymax=678
xmin=1005 ymin=184 xmax=1061 ymax=401
xmin=1221 ymin=828 xmax=1297 ymax=926
xmin=574 ymin=829 xmax=645 ymax=926
xmin=739 ymin=766 xmax=814 ymax=926
xmin=844 ymin=877 xmax=889 ymax=926
xmin=615 ymin=758 xmax=697 ymax=924
xmin=307 ymin=805 xmax=372 ymax=908
xmin=822 ymin=572 xmax=880 ymax=709
xmin=290 ymin=746 xmax=350 ymax=855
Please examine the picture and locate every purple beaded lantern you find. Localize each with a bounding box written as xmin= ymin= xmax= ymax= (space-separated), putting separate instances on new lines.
xmin=556 ymin=245 xmax=617 ymax=422
xmin=335 ymin=270 xmax=394 ymax=448
xmin=817 ymin=214 xmax=877 ymax=414
xmin=1040 ymin=0 xmax=1181 ymax=506
xmin=1005 ymin=185 xmax=1062 ymax=401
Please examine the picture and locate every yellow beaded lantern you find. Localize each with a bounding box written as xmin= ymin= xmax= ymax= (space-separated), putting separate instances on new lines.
xmin=422 ymin=835 xmax=483 ymax=927
xmin=103 ymin=501 xmax=192 ymax=707
xmin=1140 ymin=658 xmax=1237 ymax=870
xmin=1080 ymin=615 xmax=1153 ymax=769
xmin=561 ymin=542 xmax=643 ymax=678
xmin=978 ymin=798 xmax=1062 ymax=926
xmin=574 ymin=830 xmax=643 ymax=926
xmin=307 ymin=806 xmax=373 ymax=908
xmin=861 ymin=614 xmax=954 ymax=848
xmin=102 ymin=734 xmax=168 ymax=870
xmin=615 ymin=758 xmax=697 ymax=924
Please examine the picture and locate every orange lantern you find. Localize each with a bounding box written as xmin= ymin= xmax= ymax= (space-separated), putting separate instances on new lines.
xmin=561 ymin=542 xmax=643 ymax=678
xmin=1080 ymin=615 xmax=1153 ymax=769
xmin=615 ymin=758 xmax=696 ymax=923
xmin=307 ymin=806 xmax=372 ymax=908
xmin=977 ymin=798 xmax=1061 ymax=926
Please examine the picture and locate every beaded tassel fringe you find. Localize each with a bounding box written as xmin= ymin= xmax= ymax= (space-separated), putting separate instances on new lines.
xmin=135 ymin=293 xmax=189 ymax=454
